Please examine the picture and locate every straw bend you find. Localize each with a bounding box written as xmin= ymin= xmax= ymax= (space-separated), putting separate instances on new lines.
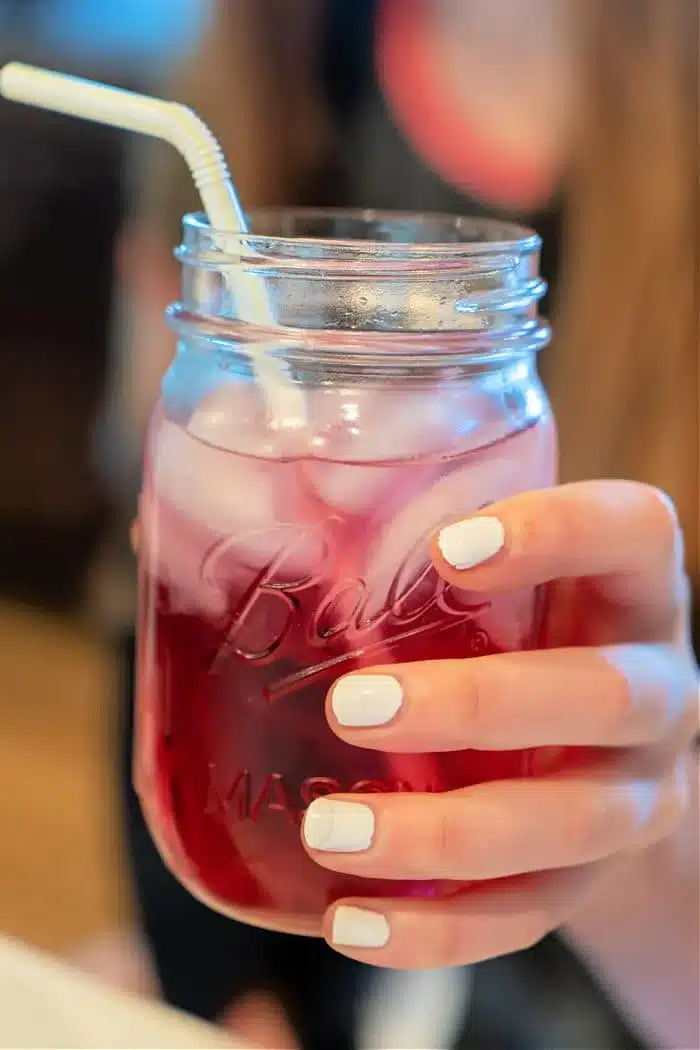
xmin=0 ymin=62 xmax=245 ymax=231
xmin=0 ymin=61 xmax=305 ymax=428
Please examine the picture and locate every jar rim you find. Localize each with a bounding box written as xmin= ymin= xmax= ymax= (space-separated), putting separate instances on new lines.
xmin=182 ymin=207 xmax=541 ymax=261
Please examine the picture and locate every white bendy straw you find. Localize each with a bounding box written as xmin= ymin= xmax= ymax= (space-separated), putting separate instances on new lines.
xmin=0 ymin=61 xmax=306 ymax=430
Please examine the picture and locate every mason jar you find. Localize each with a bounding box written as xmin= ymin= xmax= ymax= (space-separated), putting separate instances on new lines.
xmin=135 ymin=209 xmax=556 ymax=935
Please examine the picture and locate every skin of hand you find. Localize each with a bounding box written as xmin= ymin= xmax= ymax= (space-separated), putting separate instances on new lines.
xmin=297 ymin=481 xmax=698 ymax=969
xmin=222 ymin=991 xmax=299 ymax=1049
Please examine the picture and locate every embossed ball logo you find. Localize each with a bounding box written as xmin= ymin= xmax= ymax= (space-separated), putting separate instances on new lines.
xmin=202 ymin=518 xmax=491 ymax=696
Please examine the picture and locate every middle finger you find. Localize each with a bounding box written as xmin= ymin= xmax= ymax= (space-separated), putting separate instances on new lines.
xmin=326 ymin=644 xmax=691 ymax=751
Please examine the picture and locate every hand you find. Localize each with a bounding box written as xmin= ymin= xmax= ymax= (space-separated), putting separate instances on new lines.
xmin=302 ymin=481 xmax=698 ymax=968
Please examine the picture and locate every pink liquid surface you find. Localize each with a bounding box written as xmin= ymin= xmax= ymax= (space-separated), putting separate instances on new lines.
xmin=136 ymin=409 xmax=556 ymax=934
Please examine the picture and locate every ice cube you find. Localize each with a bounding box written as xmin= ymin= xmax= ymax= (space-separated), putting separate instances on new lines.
xmin=154 ymin=420 xmax=282 ymax=535
xmin=308 ymin=383 xmax=483 ymax=462
xmin=301 ymin=383 xmax=483 ymax=516
xmin=140 ymin=487 xmax=230 ymax=617
xmin=150 ymin=416 xmax=325 ymax=587
xmin=362 ymin=420 xmax=553 ymax=648
xmin=185 ymin=379 xmax=292 ymax=459
xmin=362 ymin=448 xmax=521 ymax=622
xmin=302 ymin=460 xmax=407 ymax=518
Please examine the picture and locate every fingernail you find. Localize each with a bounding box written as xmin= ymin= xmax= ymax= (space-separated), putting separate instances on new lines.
xmin=438 ymin=516 xmax=505 ymax=570
xmin=303 ymin=799 xmax=375 ymax=852
xmin=332 ymin=906 xmax=390 ymax=949
xmin=331 ymin=674 xmax=403 ymax=727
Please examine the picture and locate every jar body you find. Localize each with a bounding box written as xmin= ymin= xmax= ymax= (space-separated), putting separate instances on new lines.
xmin=135 ymin=211 xmax=557 ymax=934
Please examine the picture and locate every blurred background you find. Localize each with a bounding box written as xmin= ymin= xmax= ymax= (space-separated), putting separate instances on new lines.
xmin=0 ymin=0 xmax=209 ymax=967
xmin=0 ymin=1 xmax=695 ymax=1048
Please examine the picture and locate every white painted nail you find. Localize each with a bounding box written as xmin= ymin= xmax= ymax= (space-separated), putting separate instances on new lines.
xmin=303 ymin=799 xmax=375 ymax=852
xmin=332 ymin=906 xmax=390 ymax=949
xmin=437 ymin=516 xmax=505 ymax=570
xmin=332 ymin=674 xmax=403 ymax=728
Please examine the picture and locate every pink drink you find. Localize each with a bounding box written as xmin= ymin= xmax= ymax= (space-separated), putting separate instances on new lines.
xmin=136 ymin=208 xmax=556 ymax=934
xmin=136 ymin=382 xmax=556 ymax=934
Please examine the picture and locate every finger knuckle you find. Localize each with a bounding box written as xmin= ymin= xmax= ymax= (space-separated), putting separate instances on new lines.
xmin=461 ymin=668 xmax=486 ymax=735
xmin=518 ymin=497 xmax=570 ymax=562
xmin=604 ymin=656 xmax=639 ymax=735
xmin=643 ymin=769 xmax=689 ymax=845
xmin=564 ymin=790 xmax=608 ymax=863
xmin=604 ymin=645 xmax=684 ymax=744
xmin=639 ymin=485 xmax=682 ymax=557
xmin=548 ymin=492 xmax=586 ymax=552
xmin=432 ymin=803 xmax=468 ymax=878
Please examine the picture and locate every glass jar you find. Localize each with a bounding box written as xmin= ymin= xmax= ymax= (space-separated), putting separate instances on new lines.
xmin=135 ymin=209 xmax=556 ymax=935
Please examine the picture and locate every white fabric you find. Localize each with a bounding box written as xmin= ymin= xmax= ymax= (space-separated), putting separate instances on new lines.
xmin=0 ymin=936 xmax=248 ymax=1049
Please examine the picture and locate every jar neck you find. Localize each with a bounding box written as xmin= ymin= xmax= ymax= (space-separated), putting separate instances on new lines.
xmin=171 ymin=209 xmax=551 ymax=370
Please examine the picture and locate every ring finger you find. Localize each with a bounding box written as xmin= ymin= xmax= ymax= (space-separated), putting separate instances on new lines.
xmin=302 ymin=769 xmax=683 ymax=882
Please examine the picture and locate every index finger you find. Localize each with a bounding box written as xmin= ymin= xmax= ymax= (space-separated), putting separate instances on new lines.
xmin=433 ymin=481 xmax=687 ymax=640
